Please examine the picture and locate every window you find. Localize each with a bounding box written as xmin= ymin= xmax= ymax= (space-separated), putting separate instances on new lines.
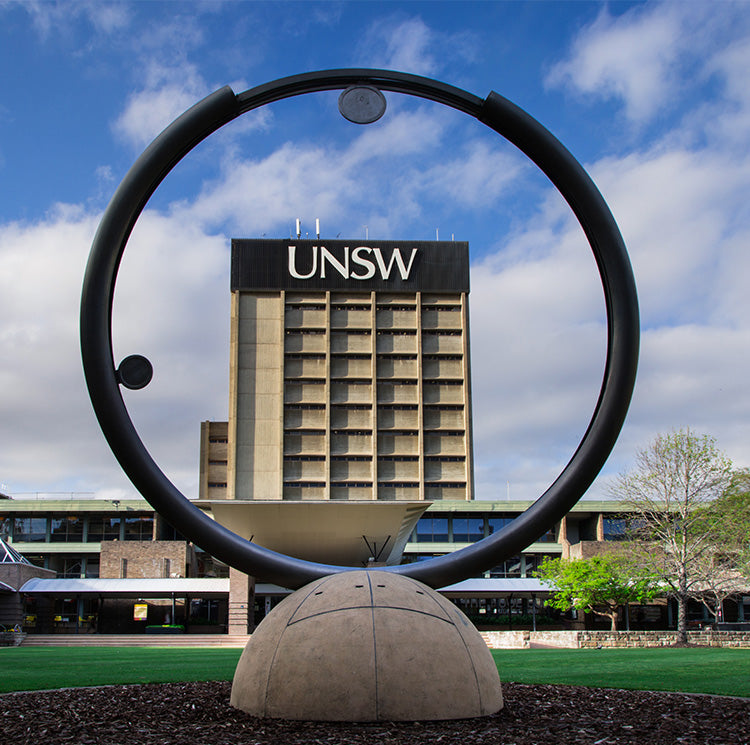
xmin=414 ymin=518 xmax=449 ymax=543
xmin=50 ymin=516 xmax=84 ymax=542
xmin=62 ymin=558 xmax=83 ymax=578
xmin=533 ymin=527 xmax=557 ymax=543
xmin=85 ymin=558 xmax=100 ymax=578
xmin=603 ymin=517 xmax=628 ymax=541
xmin=489 ymin=556 xmax=522 ymax=578
xmin=452 ymin=517 xmax=484 ymax=542
xmin=87 ymin=516 xmax=121 ymax=542
xmin=488 ymin=517 xmax=513 ymax=535
xmin=522 ymin=554 xmax=550 ymax=577
xmin=120 ymin=558 xmax=128 ymax=578
xmin=123 ymin=516 xmax=154 ymax=541
xmin=13 ymin=516 xmax=47 ymax=542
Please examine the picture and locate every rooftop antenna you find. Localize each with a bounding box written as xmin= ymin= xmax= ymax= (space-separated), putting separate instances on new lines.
xmin=436 ymin=228 xmax=439 ymax=241
xmin=364 ymin=225 xmax=369 ymax=240
xmin=316 ymin=218 xmax=320 ymax=239
xmin=296 ymin=218 xmax=301 ymax=239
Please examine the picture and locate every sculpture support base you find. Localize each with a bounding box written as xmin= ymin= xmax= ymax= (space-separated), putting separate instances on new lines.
xmin=230 ymin=570 xmax=503 ymax=721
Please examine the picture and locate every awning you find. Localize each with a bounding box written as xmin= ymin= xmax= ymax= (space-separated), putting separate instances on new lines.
xmin=20 ymin=577 xmax=230 ymax=599
xmin=439 ymin=578 xmax=552 ymax=597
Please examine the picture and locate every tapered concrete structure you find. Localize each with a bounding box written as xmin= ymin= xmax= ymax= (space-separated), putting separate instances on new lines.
xmin=230 ymin=570 xmax=502 ymax=721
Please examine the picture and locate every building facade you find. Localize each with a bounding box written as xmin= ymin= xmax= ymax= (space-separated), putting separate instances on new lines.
xmin=219 ymin=238 xmax=474 ymax=503
xmin=4 ymin=494 xmax=746 ymax=633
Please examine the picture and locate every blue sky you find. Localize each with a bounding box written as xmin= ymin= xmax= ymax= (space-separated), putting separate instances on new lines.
xmin=1 ymin=1 xmax=749 ymax=503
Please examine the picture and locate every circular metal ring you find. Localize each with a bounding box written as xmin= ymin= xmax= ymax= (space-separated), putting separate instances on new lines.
xmin=80 ymin=69 xmax=639 ymax=589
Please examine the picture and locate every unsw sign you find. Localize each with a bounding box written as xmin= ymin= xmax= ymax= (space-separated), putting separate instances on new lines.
xmin=231 ymin=239 xmax=469 ymax=293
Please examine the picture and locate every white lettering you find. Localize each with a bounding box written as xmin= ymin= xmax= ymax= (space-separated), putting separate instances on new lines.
xmin=320 ymin=246 xmax=349 ymax=279
xmin=287 ymin=245 xmax=419 ymax=282
xmin=288 ymin=245 xmax=317 ymax=279
xmin=350 ymin=246 xmax=376 ymax=280
xmin=372 ymin=247 xmax=418 ymax=280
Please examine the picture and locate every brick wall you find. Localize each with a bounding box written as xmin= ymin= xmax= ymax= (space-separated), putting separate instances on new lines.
xmin=99 ymin=540 xmax=195 ymax=579
xmin=480 ymin=630 xmax=750 ymax=649
xmin=577 ymin=630 xmax=750 ymax=648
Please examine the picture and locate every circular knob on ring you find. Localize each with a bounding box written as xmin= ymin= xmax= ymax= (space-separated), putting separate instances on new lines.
xmin=338 ymin=85 xmax=387 ymax=124
xmin=116 ymin=355 xmax=153 ymax=390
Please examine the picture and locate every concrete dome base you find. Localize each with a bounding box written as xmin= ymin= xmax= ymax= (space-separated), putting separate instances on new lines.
xmin=230 ymin=570 xmax=503 ymax=721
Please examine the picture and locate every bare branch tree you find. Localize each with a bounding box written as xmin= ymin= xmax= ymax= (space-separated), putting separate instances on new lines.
xmin=609 ymin=429 xmax=733 ymax=643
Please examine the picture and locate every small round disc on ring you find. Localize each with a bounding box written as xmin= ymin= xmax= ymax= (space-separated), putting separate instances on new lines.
xmin=338 ymin=85 xmax=386 ymax=124
xmin=116 ymin=354 xmax=153 ymax=390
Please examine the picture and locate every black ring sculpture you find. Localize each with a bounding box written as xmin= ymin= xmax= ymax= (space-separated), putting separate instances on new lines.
xmin=81 ymin=69 xmax=639 ymax=590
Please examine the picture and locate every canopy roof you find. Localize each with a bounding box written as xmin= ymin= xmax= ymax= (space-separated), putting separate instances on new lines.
xmin=20 ymin=577 xmax=231 ymax=598
xmin=0 ymin=537 xmax=32 ymax=565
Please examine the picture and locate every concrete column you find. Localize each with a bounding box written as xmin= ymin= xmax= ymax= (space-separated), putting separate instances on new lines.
xmin=559 ymin=516 xmax=570 ymax=559
xmin=416 ymin=291 xmax=425 ymax=501
xmin=324 ymin=290 xmax=331 ymax=500
xmin=228 ymin=566 xmax=255 ymax=634
xmin=370 ymin=291 xmax=378 ymax=500
xmin=461 ymin=291 xmax=474 ymax=500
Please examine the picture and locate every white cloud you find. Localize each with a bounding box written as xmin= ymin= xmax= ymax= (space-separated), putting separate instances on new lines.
xmin=112 ymin=62 xmax=213 ymax=149
xmin=546 ymin=4 xmax=709 ymax=123
xmin=0 ymin=207 xmax=117 ymax=491
xmin=22 ymin=0 xmax=131 ymax=40
xmin=468 ymin=202 xmax=606 ymax=500
xmin=589 ymin=147 xmax=750 ymax=329
xmin=701 ymin=35 xmax=750 ymax=148
xmin=179 ymin=108 xmax=445 ymax=236
xmin=357 ymin=15 xmax=476 ymax=77
xmin=112 ymin=60 xmax=267 ymax=152
xmin=0 ymin=203 xmax=230 ymax=497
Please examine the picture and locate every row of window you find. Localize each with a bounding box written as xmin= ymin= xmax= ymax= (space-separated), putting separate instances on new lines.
xmin=0 ymin=515 xmax=155 ymax=543
xmin=404 ymin=552 xmax=552 ymax=579
xmin=285 ymin=329 xmax=463 ymax=336
xmin=281 ymin=481 xmax=468 ymax=488
xmin=287 ymin=302 xmax=461 ymax=309
xmin=285 ymin=403 xmax=464 ymax=410
xmin=411 ymin=516 xmax=557 ymax=544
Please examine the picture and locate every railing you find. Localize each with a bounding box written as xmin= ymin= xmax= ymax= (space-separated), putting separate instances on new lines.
xmin=7 ymin=492 xmax=121 ymax=501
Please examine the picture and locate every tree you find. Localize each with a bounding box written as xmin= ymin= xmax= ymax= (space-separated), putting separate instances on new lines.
xmin=697 ymin=468 xmax=750 ymax=574
xmin=690 ymin=468 xmax=750 ymax=621
xmin=609 ymin=429 xmax=734 ymax=643
xmin=534 ymin=555 xmax=657 ymax=631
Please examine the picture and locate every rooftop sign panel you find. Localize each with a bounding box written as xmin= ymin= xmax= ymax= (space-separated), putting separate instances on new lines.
xmin=231 ymin=239 xmax=469 ymax=293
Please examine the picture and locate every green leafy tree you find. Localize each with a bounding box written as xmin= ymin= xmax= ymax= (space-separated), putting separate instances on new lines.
xmin=697 ymin=468 xmax=750 ymax=571
xmin=690 ymin=468 xmax=750 ymax=621
xmin=534 ymin=555 xmax=657 ymax=631
xmin=609 ymin=429 xmax=734 ymax=643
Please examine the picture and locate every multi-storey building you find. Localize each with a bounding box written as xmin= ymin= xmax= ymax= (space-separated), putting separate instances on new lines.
xmin=219 ymin=237 xmax=473 ymax=503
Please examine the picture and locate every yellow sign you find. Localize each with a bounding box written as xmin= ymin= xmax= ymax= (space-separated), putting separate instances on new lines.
xmin=133 ymin=603 xmax=148 ymax=621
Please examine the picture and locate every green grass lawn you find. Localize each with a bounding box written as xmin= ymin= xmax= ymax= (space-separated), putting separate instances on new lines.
xmin=0 ymin=647 xmax=243 ymax=693
xmin=1 ymin=646 xmax=748 ymax=697
xmin=492 ymin=647 xmax=750 ymax=697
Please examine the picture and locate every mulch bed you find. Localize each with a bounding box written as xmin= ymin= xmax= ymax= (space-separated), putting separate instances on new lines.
xmin=2 ymin=681 xmax=749 ymax=745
